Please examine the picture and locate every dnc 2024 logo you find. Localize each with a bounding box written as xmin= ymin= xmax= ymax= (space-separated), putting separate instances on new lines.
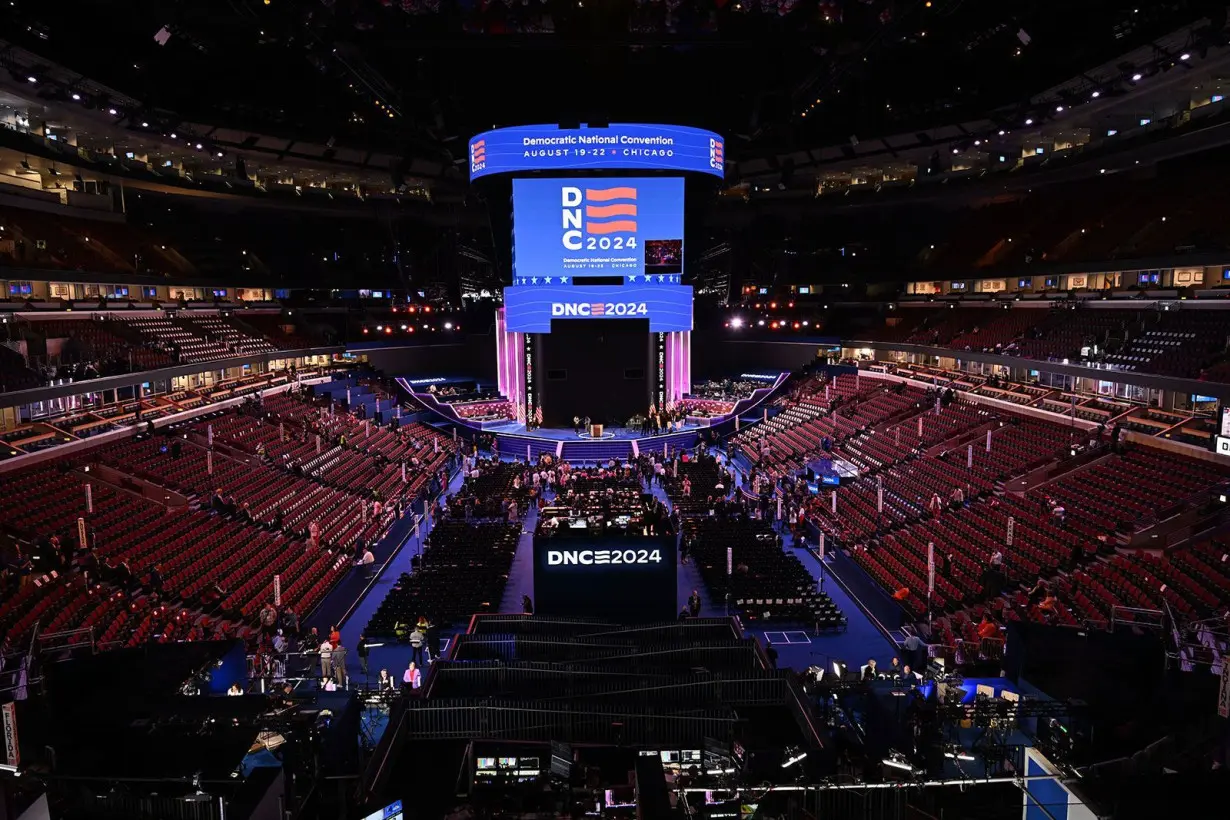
xmin=709 ymin=138 xmax=724 ymax=172
xmin=561 ymin=185 xmax=638 ymax=252
xmin=470 ymin=139 xmax=486 ymax=175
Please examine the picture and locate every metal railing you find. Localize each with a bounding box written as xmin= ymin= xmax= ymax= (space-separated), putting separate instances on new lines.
xmin=1110 ymin=605 xmax=1165 ymax=631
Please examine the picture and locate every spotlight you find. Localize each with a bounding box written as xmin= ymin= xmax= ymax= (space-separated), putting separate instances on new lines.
xmin=71 ymin=93 xmax=81 ymax=101
xmin=1132 ymin=73 xmax=1142 ymax=81
xmin=1024 ymin=118 xmax=1034 ymax=125
xmin=108 ymin=108 xmax=118 ymax=115
xmin=26 ymin=76 xmax=37 ymax=84
xmin=1180 ymin=52 xmax=1190 ymax=60
xmin=443 ymin=321 xmax=454 ymax=330
xmin=730 ymin=317 xmax=744 ymax=328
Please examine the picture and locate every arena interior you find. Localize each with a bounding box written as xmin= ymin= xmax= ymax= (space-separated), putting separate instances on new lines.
xmin=3 ymin=2 xmax=1230 ymax=819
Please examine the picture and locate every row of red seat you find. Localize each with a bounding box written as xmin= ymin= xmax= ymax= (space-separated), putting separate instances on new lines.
xmin=0 ymin=394 xmax=457 ymax=654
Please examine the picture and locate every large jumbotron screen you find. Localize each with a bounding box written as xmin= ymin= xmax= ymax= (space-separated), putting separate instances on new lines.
xmin=512 ymin=177 xmax=684 ymax=280
xmin=504 ymin=176 xmax=692 ymax=334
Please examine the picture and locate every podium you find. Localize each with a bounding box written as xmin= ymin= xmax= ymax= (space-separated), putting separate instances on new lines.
xmin=590 ymin=423 xmax=604 ymax=438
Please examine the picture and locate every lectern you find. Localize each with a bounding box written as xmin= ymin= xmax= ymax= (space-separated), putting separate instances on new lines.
xmin=590 ymin=423 xmax=604 ymax=438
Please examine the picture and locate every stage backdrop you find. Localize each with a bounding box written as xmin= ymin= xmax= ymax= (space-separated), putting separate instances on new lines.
xmin=536 ymin=318 xmax=651 ymax=428
xmin=533 ymin=533 xmax=678 ymax=622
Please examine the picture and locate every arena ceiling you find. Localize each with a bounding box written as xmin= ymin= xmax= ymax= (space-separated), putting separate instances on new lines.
xmin=2 ymin=0 xmax=1223 ymax=165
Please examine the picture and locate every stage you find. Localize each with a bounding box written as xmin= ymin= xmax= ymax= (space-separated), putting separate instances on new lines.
xmin=400 ymin=371 xmax=790 ymax=462
xmin=482 ymin=420 xmax=705 ymax=441
xmin=486 ymin=423 xmax=708 ymax=462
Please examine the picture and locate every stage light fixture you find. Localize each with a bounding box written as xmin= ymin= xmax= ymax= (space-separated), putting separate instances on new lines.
xmin=1132 ymin=73 xmax=1142 ymax=81
xmin=444 ymin=322 xmax=454 ymax=330
xmin=1025 ymin=118 xmax=1033 ymax=125
xmin=1181 ymin=52 xmax=1190 ymax=60
xmin=71 ymin=92 xmax=81 ymax=101
xmin=730 ymin=317 xmax=744 ymax=328
xmin=781 ymin=748 xmax=808 ymax=768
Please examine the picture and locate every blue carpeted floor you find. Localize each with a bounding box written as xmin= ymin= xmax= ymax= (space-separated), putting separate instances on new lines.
xmin=703 ymin=449 xmax=902 ymax=673
xmin=752 ymin=536 xmax=901 ymax=674
xmin=331 ymin=468 xmax=468 ymax=686
xmin=325 ymin=450 xmax=905 ymax=685
xmin=498 ymin=490 xmax=543 ymax=614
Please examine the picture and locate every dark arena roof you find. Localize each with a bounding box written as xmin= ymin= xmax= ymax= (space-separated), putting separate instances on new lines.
xmin=4 ymin=2 xmax=1230 ymax=820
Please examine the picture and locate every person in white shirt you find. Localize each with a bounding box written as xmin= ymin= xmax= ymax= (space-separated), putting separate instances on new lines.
xmin=227 ymin=683 xmax=243 ymax=696
xmin=319 ymin=640 xmax=333 ymax=679
xmin=357 ymin=549 xmax=375 ymax=566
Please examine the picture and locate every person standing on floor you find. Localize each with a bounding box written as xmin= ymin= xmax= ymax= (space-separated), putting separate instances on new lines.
xmin=357 ymin=634 xmax=369 ymax=678
xmin=409 ymin=623 xmax=427 ymax=666
xmin=404 ymin=661 xmax=422 ymax=690
xmin=319 ymin=638 xmax=333 ymax=682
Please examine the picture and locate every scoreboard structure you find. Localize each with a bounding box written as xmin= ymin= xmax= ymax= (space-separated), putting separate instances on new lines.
xmin=477 ymin=123 xmax=721 ymax=429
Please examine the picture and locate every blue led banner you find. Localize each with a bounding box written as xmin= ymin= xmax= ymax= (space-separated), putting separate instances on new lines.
xmin=513 ymin=178 xmax=683 ymax=279
xmin=469 ymin=123 xmax=724 ymax=180
xmin=503 ymin=284 xmax=693 ymax=333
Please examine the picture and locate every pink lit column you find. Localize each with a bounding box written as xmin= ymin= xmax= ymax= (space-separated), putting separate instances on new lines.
xmin=663 ymin=331 xmax=692 ymax=402
xmin=495 ymin=308 xmax=524 ymax=407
